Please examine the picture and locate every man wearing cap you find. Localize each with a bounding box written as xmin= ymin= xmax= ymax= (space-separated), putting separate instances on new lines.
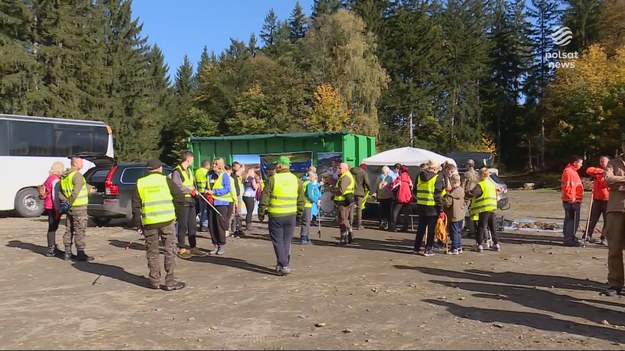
xmin=334 ymin=162 xmax=356 ymax=244
xmin=132 ymin=159 xmax=187 ymax=290
xmin=59 ymin=155 xmax=94 ymax=261
xmin=258 ymin=156 xmax=305 ymax=275
xmin=350 ymin=163 xmax=371 ymax=231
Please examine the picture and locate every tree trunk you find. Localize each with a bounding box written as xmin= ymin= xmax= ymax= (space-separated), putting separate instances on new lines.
xmin=409 ymin=108 xmax=414 ymax=147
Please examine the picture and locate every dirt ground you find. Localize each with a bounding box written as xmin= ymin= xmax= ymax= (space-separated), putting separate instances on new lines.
xmin=1 ymin=189 xmax=625 ymax=350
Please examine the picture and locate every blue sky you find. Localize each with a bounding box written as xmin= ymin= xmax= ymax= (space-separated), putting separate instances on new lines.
xmin=132 ymin=0 xmax=314 ymax=78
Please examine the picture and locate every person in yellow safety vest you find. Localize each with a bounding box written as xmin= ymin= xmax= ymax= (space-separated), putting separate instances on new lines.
xmin=334 ymin=162 xmax=356 ymax=245
xmin=466 ymin=167 xmax=500 ymax=252
xmin=414 ymin=160 xmax=446 ymax=257
xmin=131 ymin=159 xmax=187 ymax=291
xmin=258 ymin=156 xmax=305 ymax=276
xmin=170 ymin=150 xmax=202 ymax=259
xmin=195 ymin=160 xmax=211 ymax=232
xmin=206 ymin=157 xmax=232 ymax=255
xmin=58 ymin=155 xmax=94 ymax=262
xmin=228 ymin=162 xmax=245 ymax=237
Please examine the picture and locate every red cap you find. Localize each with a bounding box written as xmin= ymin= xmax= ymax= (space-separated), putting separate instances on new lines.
xmin=360 ymin=163 xmax=367 ymax=170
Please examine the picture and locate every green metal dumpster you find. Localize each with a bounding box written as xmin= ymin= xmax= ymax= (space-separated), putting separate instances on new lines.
xmin=187 ymin=132 xmax=376 ymax=168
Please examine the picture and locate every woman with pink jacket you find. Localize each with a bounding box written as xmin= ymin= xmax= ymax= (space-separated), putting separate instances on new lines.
xmin=43 ymin=162 xmax=65 ymax=257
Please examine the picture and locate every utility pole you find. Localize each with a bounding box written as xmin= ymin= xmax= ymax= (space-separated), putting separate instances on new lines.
xmin=409 ymin=109 xmax=414 ymax=147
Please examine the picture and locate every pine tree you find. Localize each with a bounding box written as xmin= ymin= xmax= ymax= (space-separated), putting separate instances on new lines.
xmin=483 ymin=0 xmax=533 ymax=163
xmin=526 ymin=0 xmax=559 ymax=168
xmin=439 ymin=0 xmax=493 ymax=151
xmin=289 ymin=1 xmax=308 ymax=42
xmin=260 ymin=9 xmax=279 ymax=47
xmin=311 ymin=0 xmax=343 ymax=20
xmin=378 ymin=0 xmax=446 ymax=149
xmin=562 ymin=0 xmax=604 ymax=53
xmin=0 ymin=0 xmax=37 ymax=114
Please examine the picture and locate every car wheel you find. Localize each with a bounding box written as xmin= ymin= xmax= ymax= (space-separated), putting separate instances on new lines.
xmin=92 ymin=217 xmax=112 ymax=226
xmin=14 ymin=188 xmax=44 ymax=218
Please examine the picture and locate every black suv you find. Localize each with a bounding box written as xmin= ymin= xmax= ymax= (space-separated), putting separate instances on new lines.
xmin=84 ymin=156 xmax=172 ymax=225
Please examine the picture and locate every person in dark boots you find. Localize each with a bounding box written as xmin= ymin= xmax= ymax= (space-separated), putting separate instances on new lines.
xmin=414 ymin=160 xmax=445 ymax=256
xmin=350 ymin=163 xmax=371 ymax=230
xmin=59 ymin=155 xmax=94 ymax=262
xmin=43 ymin=161 xmax=64 ymax=257
xmin=390 ymin=165 xmax=414 ymax=232
xmin=334 ymin=163 xmax=356 ymax=244
xmin=132 ymin=159 xmax=187 ymax=291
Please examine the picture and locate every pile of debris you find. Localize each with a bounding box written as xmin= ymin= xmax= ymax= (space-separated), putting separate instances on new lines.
xmin=504 ymin=218 xmax=562 ymax=231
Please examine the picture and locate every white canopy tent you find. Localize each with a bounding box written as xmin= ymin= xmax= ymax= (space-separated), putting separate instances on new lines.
xmin=362 ymin=147 xmax=457 ymax=168
xmin=362 ymin=147 xmax=457 ymax=191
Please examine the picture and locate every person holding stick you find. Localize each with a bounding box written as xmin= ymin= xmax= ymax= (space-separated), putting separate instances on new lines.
xmin=206 ymin=158 xmax=232 ymax=255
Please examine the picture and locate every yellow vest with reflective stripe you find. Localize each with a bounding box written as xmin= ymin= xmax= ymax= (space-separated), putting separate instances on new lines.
xmin=268 ymin=172 xmax=299 ymax=216
xmin=303 ymin=180 xmax=312 ymax=208
xmin=229 ymin=174 xmax=240 ymax=202
xmin=137 ymin=173 xmax=176 ymax=225
xmin=416 ymin=174 xmax=438 ymax=206
xmin=60 ymin=170 xmax=88 ymax=207
xmin=334 ymin=171 xmax=355 ymax=202
xmin=470 ymin=179 xmax=497 ymax=216
xmin=212 ymin=171 xmax=232 ymax=203
xmin=195 ymin=168 xmax=209 ymax=193
xmin=175 ymin=165 xmax=195 ymax=198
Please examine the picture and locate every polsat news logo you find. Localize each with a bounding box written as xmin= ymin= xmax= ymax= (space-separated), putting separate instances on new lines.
xmin=546 ymin=26 xmax=578 ymax=69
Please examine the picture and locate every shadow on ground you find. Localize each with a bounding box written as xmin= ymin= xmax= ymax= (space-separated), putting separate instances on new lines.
xmin=71 ymin=261 xmax=149 ymax=288
xmin=397 ymin=265 xmax=625 ymax=344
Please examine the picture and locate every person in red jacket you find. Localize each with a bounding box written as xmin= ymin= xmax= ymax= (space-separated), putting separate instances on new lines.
xmin=561 ymin=156 xmax=584 ymax=247
xmin=584 ymin=156 xmax=610 ymax=245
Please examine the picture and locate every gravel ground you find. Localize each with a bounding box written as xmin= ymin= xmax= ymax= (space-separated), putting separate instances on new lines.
xmin=0 ymin=189 xmax=624 ymax=350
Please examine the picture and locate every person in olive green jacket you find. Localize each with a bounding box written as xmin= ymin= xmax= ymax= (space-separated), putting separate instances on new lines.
xmin=258 ymin=156 xmax=305 ymax=276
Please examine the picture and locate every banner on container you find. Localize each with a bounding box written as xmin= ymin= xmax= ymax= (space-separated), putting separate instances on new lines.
xmin=260 ymin=151 xmax=312 ymax=180
xmin=317 ymin=152 xmax=343 ymax=186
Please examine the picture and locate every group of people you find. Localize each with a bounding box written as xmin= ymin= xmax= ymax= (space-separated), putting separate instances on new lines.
xmin=560 ymin=145 xmax=625 ymax=297
xmin=40 ymin=146 xmax=625 ymax=298
xmin=371 ymin=159 xmax=500 ymax=256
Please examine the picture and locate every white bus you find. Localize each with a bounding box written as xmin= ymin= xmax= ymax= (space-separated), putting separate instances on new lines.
xmin=0 ymin=114 xmax=114 ymax=217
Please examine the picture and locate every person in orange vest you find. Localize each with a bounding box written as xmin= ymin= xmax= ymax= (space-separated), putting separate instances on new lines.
xmin=561 ymin=155 xmax=584 ymax=247
xmin=584 ymin=156 xmax=610 ymax=245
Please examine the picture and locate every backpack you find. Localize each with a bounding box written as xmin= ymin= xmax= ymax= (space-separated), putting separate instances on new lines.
xmin=396 ymin=177 xmax=413 ymax=204
xmin=38 ymin=184 xmax=48 ymax=200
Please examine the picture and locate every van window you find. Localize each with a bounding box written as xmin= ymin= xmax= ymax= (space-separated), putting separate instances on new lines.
xmin=9 ymin=120 xmax=54 ymax=156
xmin=120 ymin=167 xmax=147 ymax=184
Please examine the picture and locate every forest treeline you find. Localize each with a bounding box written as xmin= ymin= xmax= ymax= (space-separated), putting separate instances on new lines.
xmin=1 ymin=0 xmax=624 ymax=169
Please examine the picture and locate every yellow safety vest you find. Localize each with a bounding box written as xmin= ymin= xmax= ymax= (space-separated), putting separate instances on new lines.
xmin=137 ymin=173 xmax=176 ymax=225
xmin=175 ymin=165 xmax=195 ymax=198
xmin=195 ymin=168 xmax=209 ymax=193
xmin=212 ymin=171 xmax=232 ymax=203
xmin=334 ymin=171 xmax=355 ymax=202
xmin=416 ymin=174 xmax=438 ymax=206
xmin=303 ymin=180 xmax=312 ymax=208
xmin=268 ymin=172 xmax=299 ymax=216
xmin=229 ymin=174 xmax=239 ymax=202
xmin=60 ymin=170 xmax=88 ymax=207
xmin=470 ymin=179 xmax=497 ymax=216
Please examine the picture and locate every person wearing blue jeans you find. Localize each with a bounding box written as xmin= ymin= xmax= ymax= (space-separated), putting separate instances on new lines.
xmin=444 ymin=174 xmax=465 ymax=254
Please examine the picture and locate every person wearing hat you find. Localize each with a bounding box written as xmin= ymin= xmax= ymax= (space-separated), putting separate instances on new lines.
xmin=131 ymin=159 xmax=187 ymax=290
xmin=258 ymin=156 xmax=305 ymax=275
xmin=58 ymin=155 xmax=93 ymax=261
xmin=462 ymin=159 xmax=479 ymax=238
xmin=334 ymin=162 xmax=356 ymax=244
